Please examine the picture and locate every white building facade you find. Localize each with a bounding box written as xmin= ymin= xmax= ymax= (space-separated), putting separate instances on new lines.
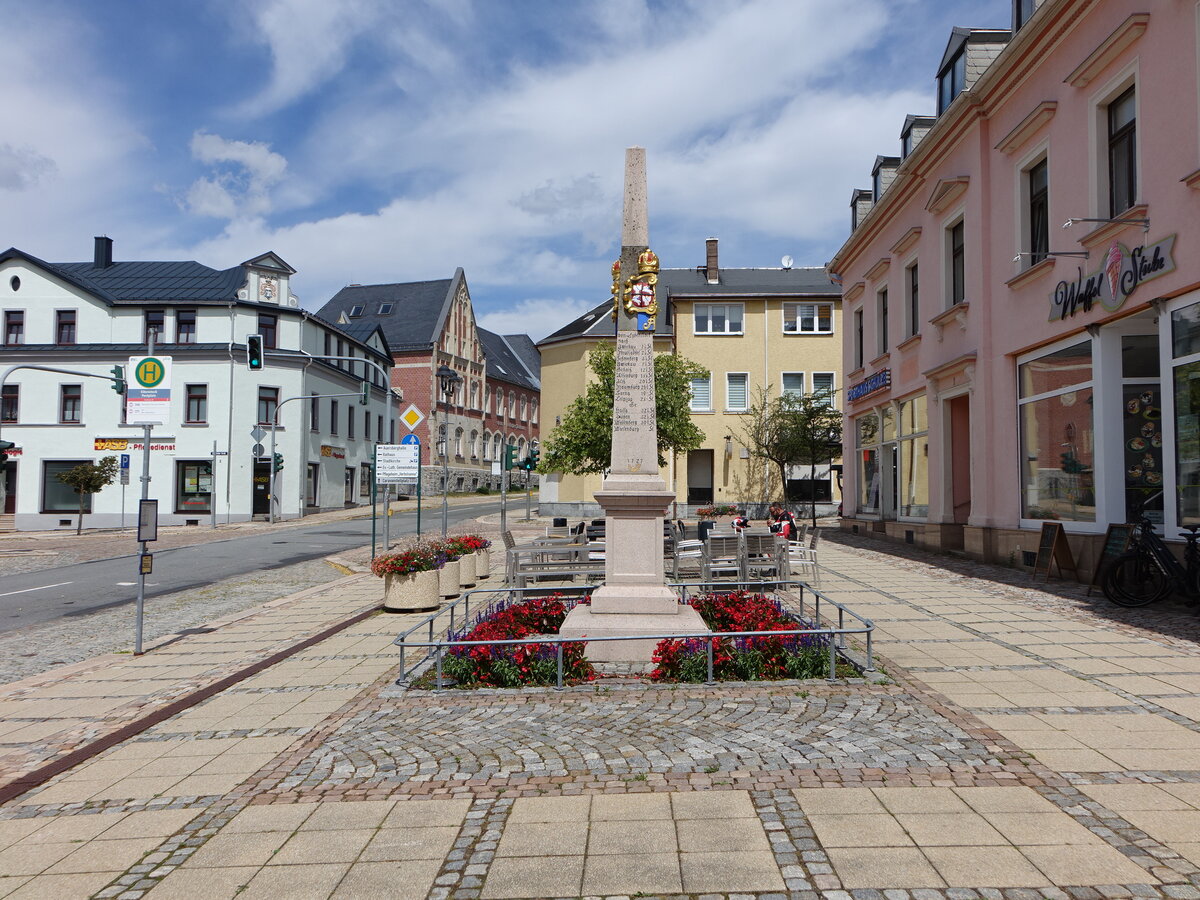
xmin=0 ymin=238 xmax=399 ymax=531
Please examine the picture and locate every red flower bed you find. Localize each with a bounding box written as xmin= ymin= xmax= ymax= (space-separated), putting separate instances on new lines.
xmin=438 ymin=594 xmax=594 ymax=688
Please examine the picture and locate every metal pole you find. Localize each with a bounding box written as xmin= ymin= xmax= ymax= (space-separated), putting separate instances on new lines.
xmin=211 ymin=441 xmax=218 ymax=529
xmin=371 ymin=444 xmax=378 ymax=560
xmin=135 ymin=424 xmax=151 ymax=655
xmin=396 ymin=640 xmax=406 ymax=684
xmin=268 ymin=421 xmax=277 ymax=525
xmin=500 ymin=458 xmax=508 ymax=536
xmin=525 ymin=470 xmax=531 ymax=521
xmin=416 ymin=444 xmax=422 ymax=538
xmin=827 ymin=632 xmax=837 ymax=682
xmin=435 ymin=645 xmax=443 ymax=693
xmin=441 ymin=419 xmax=449 ymax=537
xmin=383 ymin=484 xmax=390 ymax=553
xmin=556 ymin=642 xmax=564 ymax=690
xmin=706 ymin=638 xmax=715 ymax=684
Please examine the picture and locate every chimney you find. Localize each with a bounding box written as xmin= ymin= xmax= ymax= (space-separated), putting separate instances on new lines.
xmin=705 ymin=237 xmax=719 ymax=284
xmin=94 ymin=236 xmax=113 ymax=269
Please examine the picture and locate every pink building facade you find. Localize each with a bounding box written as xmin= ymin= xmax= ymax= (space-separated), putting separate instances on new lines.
xmin=829 ymin=0 xmax=1200 ymax=574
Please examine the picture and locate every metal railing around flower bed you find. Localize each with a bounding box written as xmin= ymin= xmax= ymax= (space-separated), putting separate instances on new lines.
xmin=391 ymin=579 xmax=875 ymax=690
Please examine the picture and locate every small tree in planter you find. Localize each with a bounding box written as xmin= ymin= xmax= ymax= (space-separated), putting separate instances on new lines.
xmin=372 ymin=543 xmax=445 ymax=613
xmin=56 ymin=456 xmax=119 ymax=535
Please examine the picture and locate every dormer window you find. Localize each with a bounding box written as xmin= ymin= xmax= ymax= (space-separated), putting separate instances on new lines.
xmin=938 ymin=49 xmax=966 ymax=114
xmin=1014 ymin=0 xmax=1036 ymax=30
xmin=872 ymin=170 xmax=882 ymax=202
xmin=348 ymin=305 xmax=364 ymax=318
xmin=901 ymin=130 xmax=913 ymax=158
xmin=378 ymin=303 xmax=394 ymax=315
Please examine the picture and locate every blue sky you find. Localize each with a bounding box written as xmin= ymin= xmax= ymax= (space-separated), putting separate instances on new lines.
xmin=0 ymin=0 xmax=1006 ymax=340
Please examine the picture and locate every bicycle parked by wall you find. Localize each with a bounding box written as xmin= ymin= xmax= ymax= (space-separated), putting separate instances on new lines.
xmin=1102 ymin=494 xmax=1200 ymax=607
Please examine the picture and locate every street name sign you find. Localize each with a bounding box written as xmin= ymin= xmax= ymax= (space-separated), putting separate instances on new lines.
xmin=126 ymin=356 xmax=173 ymax=425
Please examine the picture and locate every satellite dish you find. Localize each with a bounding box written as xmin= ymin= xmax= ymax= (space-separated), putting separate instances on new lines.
xmin=781 ymin=255 xmax=794 ymax=269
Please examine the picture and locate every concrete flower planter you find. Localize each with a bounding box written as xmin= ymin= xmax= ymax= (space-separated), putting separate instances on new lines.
xmin=382 ymin=569 xmax=440 ymax=613
xmin=474 ymin=548 xmax=491 ymax=580
xmin=457 ymin=552 xmax=477 ymax=589
xmin=439 ymin=559 xmax=461 ymax=599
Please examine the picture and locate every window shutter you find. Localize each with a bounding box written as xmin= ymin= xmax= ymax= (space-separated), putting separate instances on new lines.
xmin=726 ymin=373 xmax=748 ymax=410
xmin=782 ymin=373 xmax=804 ymax=397
xmin=690 ymin=376 xmax=711 ymax=411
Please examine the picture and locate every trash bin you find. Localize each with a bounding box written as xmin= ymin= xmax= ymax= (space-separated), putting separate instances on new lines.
xmin=698 ymin=520 xmax=715 ymax=542
xmin=553 ymin=517 xmax=567 ymax=528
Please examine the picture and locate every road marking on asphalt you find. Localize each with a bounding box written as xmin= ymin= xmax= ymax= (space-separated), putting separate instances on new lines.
xmin=116 ymin=582 xmax=136 ymax=586
xmin=0 ymin=582 xmax=73 ymax=597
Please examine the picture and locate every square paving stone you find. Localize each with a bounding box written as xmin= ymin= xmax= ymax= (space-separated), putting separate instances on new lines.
xmin=496 ymin=821 xmax=588 ymax=857
xmin=360 ymin=826 xmax=459 ymax=862
xmin=1119 ymin=809 xmax=1200 ymax=844
xmin=874 ymin=788 xmax=972 ymax=814
xmin=184 ymin=830 xmax=290 ymax=868
xmin=0 ymin=821 xmax=44 ymax=851
xmin=1162 ymin=783 xmax=1200 ymax=806
xmin=589 ymin=819 xmax=676 ymax=855
xmin=501 ymin=796 xmax=585 ymax=825
xmin=2 ymin=871 xmax=114 ymax=900
xmin=985 ymin=812 xmax=1103 ymax=845
xmin=1173 ymin=842 xmax=1200 ymax=865
xmin=18 ymin=813 xmax=125 ymax=844
xmin=1080 ymin=783 xmax=1188 ymax=810
xmin=88 ymin=775 xmax=186 ymax=800
xmin=925 ymin=846 xmax=1050 ymax=887
xmin=895 ymin=812 xmax=1008 ymax=846
xmin=332 ymin=860 xmax=442 ymax=900
xmin=166 ymin=773 xmax=245 ymax=797
xmin=953 ymin=786 xmax=1060 ymax=814
xmin=807 ymin=813 xmax=915 ymax=847
xmin=270 ymin=828 xmax=374 ymax=865
xmin=225 ymin=804 xmax=316 ymax=833
xmin=383 ymin=799 xmax=471 ymax=828
xmin=142 ymin=865 xmax=258 ymax=899
xmin=584 ymin=851 xmax=683 ymax=895
xmin=299 ymin=801 xmax=396 ymax=831
xmin=590 ymin=792 xmax=671 ymax=821
xmin=676 ymin=816 xmax=771 ymax=852
xmin=680 ymin=849 xmax=784 ymax=893
xmin=101 ymin=808 xmax=199 ymax=840
xmin=0 ymin=876 xmax=30 ymax=898
xmin=1020 ymin=844 xmax=1160 ymax=885
xmin=481 ymin=854 xmax=584 ymax=899
xmin=670 ymin=790 xmax=756 ymax=820
xmin=238 ymin=861 xmax=350 ymax=900
xmin=0 ymin=843 xmax=77 ymax=877
xmin=46 ymin=835 xmax=160 ymax=874
xmin=826 ymin=847 xmax=945 ymax=889
xmin=1026 ymin=748 xmax=1119 ymax=772
xmin=793 ymin=787 xmax=887 ymax=814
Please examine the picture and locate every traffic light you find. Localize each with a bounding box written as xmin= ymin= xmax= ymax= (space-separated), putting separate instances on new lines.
xmin=273 ymin=452 xmax=284 ymax=473
xmin=503 ymin=444 xmax=518 ymax=471
xmin=528 ymin=443 xmax=539 ymax=470
xmin=359 ymin=382 xmax=369 ymax=406
xmin=246 ymin=335 xmax=265 ymax=370
xmin=109 ymin=365 xmax=126 ymax=394
xmin=0 ymin=440 xmax=13 ymax=464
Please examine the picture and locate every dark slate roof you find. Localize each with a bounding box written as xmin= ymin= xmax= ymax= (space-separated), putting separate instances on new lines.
xmin=539 ymin=301 xmax=618 ymax=344
xmin=52 ymin=260 xmax=246 ymax=303
xmin=318 ymin=278 xmax=453 ymax=351
xmin=478 ymin=328 xmax=539 ymax=391
xmin=659 ymin=265 xmax=838 ymax=297
xmin=503 ymin=334 xmax=541 ymax=382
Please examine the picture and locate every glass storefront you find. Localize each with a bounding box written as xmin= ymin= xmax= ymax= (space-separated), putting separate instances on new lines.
xmin=1173 ymin=304 xmax=1200 ymax=526
xmin=1019 ymin=340 xmax=1095 ymax=522
xmin=898 ymin=394 xmax=929 ymax=517
xmin=856 ymin=412 xmax=880 ymax=513
xmin=42 ymin=461 xmax=90 ymax=513
xmin=175 ymin=461 xmax=213 ymax=514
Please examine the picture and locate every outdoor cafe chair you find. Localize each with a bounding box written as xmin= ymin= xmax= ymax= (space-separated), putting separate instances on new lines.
xmin=779 ymin=537 xmax=820 ymax=586
xmin=742 ymin=532 xmax=781 ymax=581
xmin=702 ymin=534 xmax=743 ymax=581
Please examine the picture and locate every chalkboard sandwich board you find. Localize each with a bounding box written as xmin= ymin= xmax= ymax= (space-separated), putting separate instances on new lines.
xmin=1032 ymin=521 xmax=1080 ymax=582
xmin=1086 ymin=523 xmax=1134 ymax=595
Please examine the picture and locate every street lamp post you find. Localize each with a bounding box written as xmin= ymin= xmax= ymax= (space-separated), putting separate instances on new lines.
xmin=436 ymin=364 xmax=462 ymax=537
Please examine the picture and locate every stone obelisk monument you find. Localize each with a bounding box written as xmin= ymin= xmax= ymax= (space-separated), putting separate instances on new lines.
xmin=559 ymin=147 xmax=708 ymax=661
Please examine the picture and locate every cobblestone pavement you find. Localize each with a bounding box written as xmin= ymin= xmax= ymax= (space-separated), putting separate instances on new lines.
xmin=1 ymin=527 xmax=1199 ymax=898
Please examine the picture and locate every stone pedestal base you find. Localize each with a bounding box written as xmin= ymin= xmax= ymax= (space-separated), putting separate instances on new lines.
xmin=559 ymin=603 xmax=708 ymax=663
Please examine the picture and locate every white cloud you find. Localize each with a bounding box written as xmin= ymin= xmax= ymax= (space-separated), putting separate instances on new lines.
xmin=185 ymin=132 xmax=288 ymax=219
xmin=0 ymin=144 xmax=56 ymax=191
xmin=477 ymin=297 xmax=598 ymax=343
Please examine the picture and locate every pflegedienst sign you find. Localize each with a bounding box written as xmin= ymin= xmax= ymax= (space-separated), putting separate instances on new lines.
xmin=126 ymin=356 xmax=173 ymax=425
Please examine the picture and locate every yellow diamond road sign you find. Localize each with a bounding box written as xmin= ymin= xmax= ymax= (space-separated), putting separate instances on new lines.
xmin=400 ymin=404 xmax=425 ymax=432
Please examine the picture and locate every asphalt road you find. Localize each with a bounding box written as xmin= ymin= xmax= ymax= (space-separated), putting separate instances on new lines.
xmin=0 ymin=498 xmax=517 ymax=632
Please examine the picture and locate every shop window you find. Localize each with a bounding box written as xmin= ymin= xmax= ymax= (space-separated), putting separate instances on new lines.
xmin=1108 ymin=86 xmax=1137 ymax=217
xmin=60 ymin=384 xmax=81 ymax=424
xmin=689 ymin=375 xmax=712 ymax=412
xmin=694 ymin=303 xmax=744 ymax=335
xmin=258 ymin=387 xmax=279 ymax=426
xmin=726 ymin=373 xmax=749 ymax=411
xmin=185 ymin=384 xmax=207 ymax=424
xmin=783 ymin=302 xmax=832 ymax=334
xmin=42 ymin=461 xmax=91 ymax=513
xmin=782 ymin=373 xmax=804 ymax=398
xmin=175 ymin=461 xmax=213 ymax=514
xmin=1018 ymin=340 xmax=1095 ymax=522
xmin=360 ymin=465 xmax=372 ymax=496
xmin=856 ymin=412 xmax=881 ymax=513
xmin=1 ymin=385 xmax=17 ymax=423
xmin=177 ymin=310 xmax=196 ymax=344
xmin=55 ymin=310 xmax=76 ymax=345
xmin=307 ymin=464 xmax=320 ymax=507
xmin=898 ymin=395 xmax=929 ymax=517
xmin=1172 ymin=305 xmax=1200 ymax=526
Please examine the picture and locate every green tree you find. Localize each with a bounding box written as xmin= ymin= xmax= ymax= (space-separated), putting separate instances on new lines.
xmin=739 ymin=389 xmax=843 ymax=526
xmin=55 ymin=456 xmax=119 ymax=534
xmin=541 ymin=343 xmax=707 ymax=474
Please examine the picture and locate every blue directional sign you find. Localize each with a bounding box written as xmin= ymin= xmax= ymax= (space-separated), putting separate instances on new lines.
xmin=400 ymin=434 xmax=420 ymax=445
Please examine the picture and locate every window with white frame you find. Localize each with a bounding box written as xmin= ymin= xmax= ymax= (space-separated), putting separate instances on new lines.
xmin=783 ymin=302 xmax=833 ymax=334
xmin=1018 ymin=339 xmax=1095 ymax=522
xmin=782 ymin=373 xmax=804 ymax=398
xmin=947 ymin=218 xmax=965 ymax=305
xmin=905 ymin=262 xmax=920 ymax=337
xmin=877 ymin=288 xmax=889 ymax=355
xmin=693 ymin=303 xmax=743 ymax=335
xmin=725 ymin=373 xmax=749 ymax=412
xmin=1108 ymin=85 xmax=1137 ymax=216
xmin=898 ymin=394 xmax=928 ymax=517
xmin=1024 ymin=155 xmax=1049 ymax=265
xmin=853 ymin=308 xmax=864 ymax=368
xmin=812 ymin=372 xmax=835 ymax=403
xmin=689 ymin=374 xmax=712 ymax=412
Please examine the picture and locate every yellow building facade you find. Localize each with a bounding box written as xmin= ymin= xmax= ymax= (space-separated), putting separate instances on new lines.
xmin=538 ymin=239 xmax=842 ymax=519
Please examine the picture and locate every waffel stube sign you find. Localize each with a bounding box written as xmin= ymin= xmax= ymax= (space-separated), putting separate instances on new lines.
xmin=1049 ymin=234 xmax=1176 ymax=321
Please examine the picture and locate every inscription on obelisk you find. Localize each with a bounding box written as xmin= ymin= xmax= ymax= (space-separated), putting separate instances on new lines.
xmin=610 ymin=331 xmax=657 ymax=474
